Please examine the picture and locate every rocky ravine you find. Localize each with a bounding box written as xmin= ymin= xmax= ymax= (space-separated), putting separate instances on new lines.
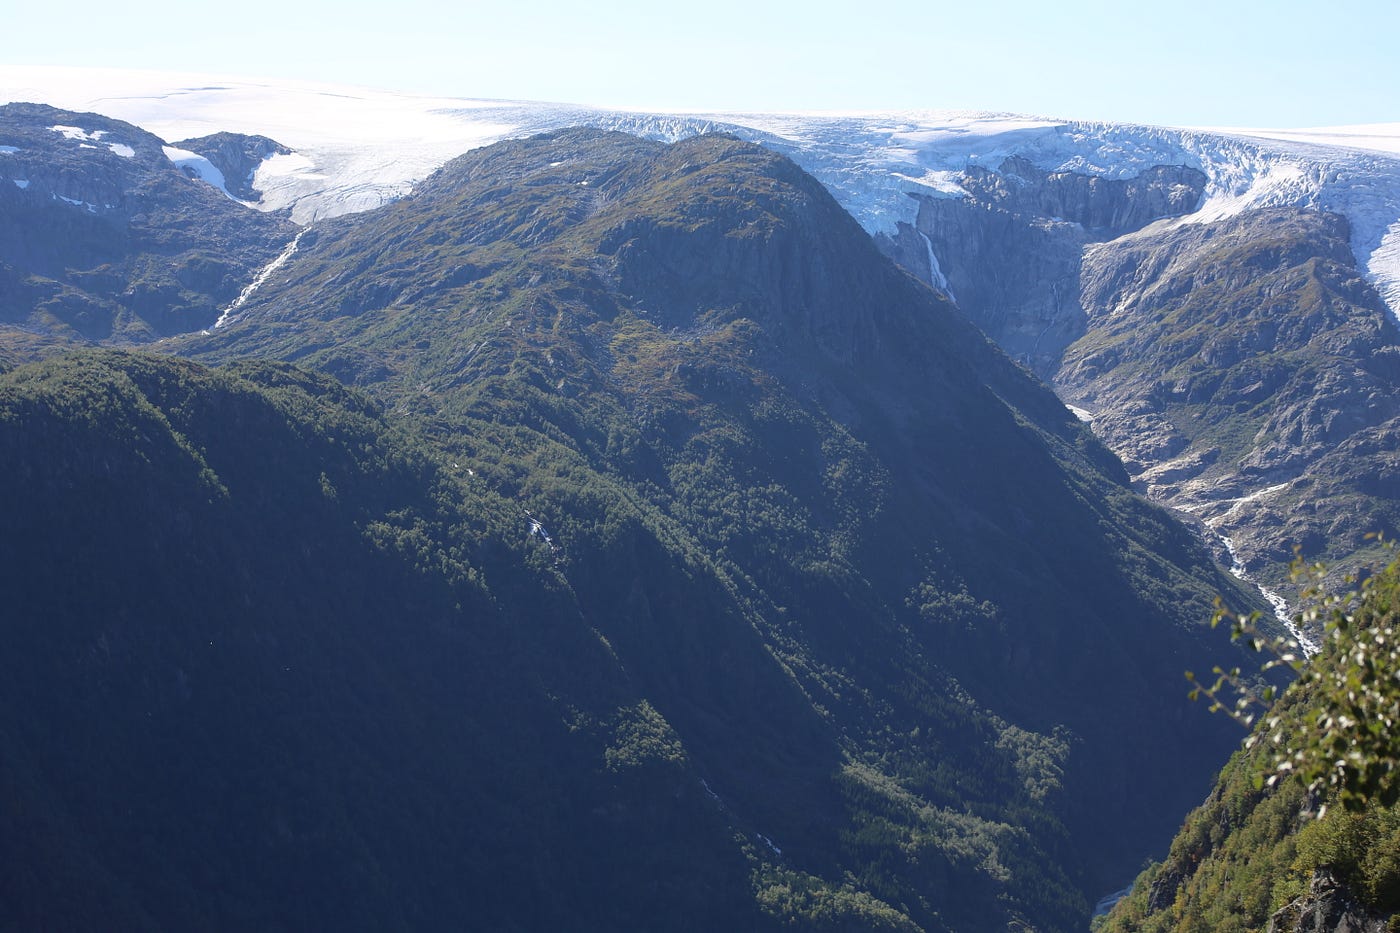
xmin=1059 ymin=206 xmax=1400 ymax=600
xmin=883 ymin=156 xmax=1400 ymax=613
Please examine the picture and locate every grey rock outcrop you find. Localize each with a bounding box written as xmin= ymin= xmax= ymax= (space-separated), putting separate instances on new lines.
xmin=875 ymin=158 xmax=1205 ymax=377
xmin=962 ymin=156 xmax=1205 ymax=236
xmin=1267 ymin=868 xmax=1393 ymax=932
xmin=1058 ymin=207 xmax=1400 ymax=588
xmin=876 ymin=144 xmax=1400 ymax=601
xmin=172 ymin=131 xmax=290 ymax=202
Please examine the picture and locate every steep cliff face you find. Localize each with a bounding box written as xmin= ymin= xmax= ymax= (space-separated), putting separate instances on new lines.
xmin=0 ymin=103 xmax=294 ymax=342
xmin=958 ymin=157 xmax=1206 ymax=237
xmin=875 ymin=159 xmax=1205 ymax=376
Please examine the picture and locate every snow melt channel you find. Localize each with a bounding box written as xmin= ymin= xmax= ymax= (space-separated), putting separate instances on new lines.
xmin=213 ymin=229 xmax=305 ymax=329
xmin=1205 ymin=482 xmax=1319 ymax=657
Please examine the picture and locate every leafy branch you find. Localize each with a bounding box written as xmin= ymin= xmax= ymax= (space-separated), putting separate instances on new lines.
xmin=1188 ymin=540 xmax=1400 ymax=814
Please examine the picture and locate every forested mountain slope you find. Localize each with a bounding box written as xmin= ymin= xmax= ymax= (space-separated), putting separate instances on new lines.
xmin=164 ymin=129 xmax=1260 ymax=925
xmin=0 ymin=351 xmax=775 ymax=930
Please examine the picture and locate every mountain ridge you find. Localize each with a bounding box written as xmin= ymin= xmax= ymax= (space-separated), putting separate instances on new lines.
xmin=0 ymin=126 xmax=1266 ymax=930
xmin=178 ymin=126 xmax=1260 ymax=900
xmin=4 ymin=68 xmax=1394 ymax=317
xmin=8 ymin=77 xmax=1396 ymax=601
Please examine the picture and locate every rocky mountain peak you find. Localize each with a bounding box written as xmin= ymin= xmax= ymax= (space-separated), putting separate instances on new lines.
xmin=0 ymin=101 xmax=170 ymax=220
xmin=171 ymin=131 xmax=291 ymax=202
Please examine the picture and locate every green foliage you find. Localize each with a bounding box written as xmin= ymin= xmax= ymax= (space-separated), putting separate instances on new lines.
xmin=1191 ymin=544 xmax=1400 ymax=813
xmin=604 ymin=700 xmax=687 ymax=772
xmin=753 ymin=866 xmax=922 ymax=931
xmin=1107 ymin=551 xmax=1400 ymax=932
xmin=1293 ymin=806 xmax=1400 ymax=911
xmin=0 ymin=350 xmax=774 ymax=931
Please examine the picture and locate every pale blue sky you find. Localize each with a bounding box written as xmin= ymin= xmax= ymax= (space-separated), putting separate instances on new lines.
xmin=10 ymin=0 xmax=1397 ymax=127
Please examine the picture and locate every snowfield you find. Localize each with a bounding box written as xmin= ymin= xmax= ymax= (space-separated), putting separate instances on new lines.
xmin=162 ymin=145 xmax=247 ymax=203
xmin=4 ymin=65 xmax=1399 ymax=317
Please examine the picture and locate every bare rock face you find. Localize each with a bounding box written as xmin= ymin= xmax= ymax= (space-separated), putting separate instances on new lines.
xmin=962 ymin=156 xmax=1206 ymax=237
xmin=1058 ymin=207 xmax=1400 ymax=592
xmin=876 ymin=142 xmax=1400 ymax=603
xmin=1267 ymin=868 xmax=1393 ymax=933
xmin=172 ymin=132 xmax=291 ymax=202
xmin=875 ymin=159 xmax=1205 ymax=377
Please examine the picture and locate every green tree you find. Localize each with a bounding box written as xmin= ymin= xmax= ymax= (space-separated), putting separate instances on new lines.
xmin=1189 ymin=542 xmax=1400 ymax=813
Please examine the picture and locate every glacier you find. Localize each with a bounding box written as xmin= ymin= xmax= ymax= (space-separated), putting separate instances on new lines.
xmin=3 ymin=65 xmax=1399 ymax=320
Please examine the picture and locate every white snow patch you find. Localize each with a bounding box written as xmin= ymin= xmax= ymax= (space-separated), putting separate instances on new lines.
xmin=107 ymin=142 xmax=134 ymax=158
xmin=55 ymin=193 xmax=99 ymax=211
xmin=6 ymin=68 xmax=518 ymax=223
xmin=1371 ymin=219 xmax=1400 ymax=316
xmin=163 ymin=144 xmax=251 ymax=205
xmin=12 ymin=178 xmax=28 ymax=189
xmin=0 ymin=145 xmax=17 ymax=154
xmin=890 ymin=169 xmax=967 ymax=197
xmin=257 ymin=150 xmax=321 ymax=178
xmin=1066 ymin=404 xmax=1094 ymax=422
xmin=50 ymin=124 xmax=105 ymax=142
